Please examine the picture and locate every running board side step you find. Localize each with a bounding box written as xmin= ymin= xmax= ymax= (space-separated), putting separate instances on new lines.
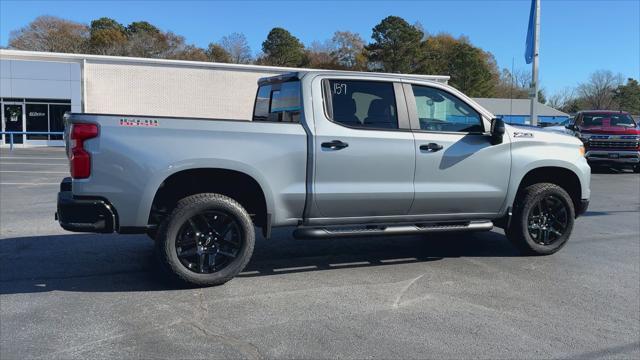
xmin=293 ymin=221 xmax=493 ymax=240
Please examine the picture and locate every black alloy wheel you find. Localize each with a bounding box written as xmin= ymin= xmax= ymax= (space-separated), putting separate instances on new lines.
xmin=176 ymin=211 xmax=242 ymax=274
xmin=156 ymin=193 xmax=255 ymax=287
xmin=506 ymin=183 xmax=575 ymax=256
xmin=526 ymin=195 xmax=569 ymax=246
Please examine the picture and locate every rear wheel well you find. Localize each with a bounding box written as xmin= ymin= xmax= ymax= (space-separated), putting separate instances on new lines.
xmin=515 ymin=167 xmax=582 ymax=213
xmin=149 ymin=169 xmax=268 ymax=229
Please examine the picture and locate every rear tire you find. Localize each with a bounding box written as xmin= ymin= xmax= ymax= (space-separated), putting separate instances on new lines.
xmin=506 ymin=183 xmax=575 ymax=256
xmin=155 ymin=193 xmax=255 ymax=287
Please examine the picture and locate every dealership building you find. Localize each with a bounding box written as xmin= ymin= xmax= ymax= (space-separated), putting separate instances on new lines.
xmin=474 ymin=97 xmax=569 ymax=126
xmin=0 ymin=49 xmax=564 ymax=147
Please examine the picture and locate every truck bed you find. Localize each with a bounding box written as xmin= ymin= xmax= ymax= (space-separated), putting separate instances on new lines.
xmin=65 ymin=113 xmax=308 ymax=228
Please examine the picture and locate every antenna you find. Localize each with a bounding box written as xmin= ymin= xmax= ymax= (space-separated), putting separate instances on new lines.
xmin=510 ymin=57 xmax=514 ymax=123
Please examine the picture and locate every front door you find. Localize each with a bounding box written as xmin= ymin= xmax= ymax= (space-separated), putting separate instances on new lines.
xmin=406 ymin=84 xmax=511 ymax=218
xmin=311 ymin=78 xmax=415 ymax=219
xmin=3 ymin=104 xmax=24 ymax=144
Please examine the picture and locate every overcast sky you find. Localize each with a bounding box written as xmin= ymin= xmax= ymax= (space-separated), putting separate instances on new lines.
xmin=1 ymin=0 xmax=638 ymax=95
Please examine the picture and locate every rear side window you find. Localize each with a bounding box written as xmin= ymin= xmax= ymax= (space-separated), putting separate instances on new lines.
xmin=253 ymin=81 xmax=301 ymax=123
xmin=324 ymin=80 xmax=398 ymax=130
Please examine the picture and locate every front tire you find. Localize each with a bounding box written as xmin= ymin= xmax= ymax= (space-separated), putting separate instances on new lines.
xmin=156 ymin=193 xmax=255 ymax=287
xmin=506 ymin=183 xmax=575 ymax=255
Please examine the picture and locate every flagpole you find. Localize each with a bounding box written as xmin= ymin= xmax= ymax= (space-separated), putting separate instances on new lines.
xmin=530 ymin=0 xmax=540 ymax=126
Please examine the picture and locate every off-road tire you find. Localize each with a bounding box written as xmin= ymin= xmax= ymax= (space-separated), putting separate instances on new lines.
xmin=506 ymin=183 xmax=575 ymax=256
xmin=155 ymin=193 xmax=255 ymax=287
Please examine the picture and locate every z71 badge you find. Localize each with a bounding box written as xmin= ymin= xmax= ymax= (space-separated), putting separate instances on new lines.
xmin=513 ymin=132 xmax=534 ymax=138
xmin=120 ymin=118 xmax=159 ymax=127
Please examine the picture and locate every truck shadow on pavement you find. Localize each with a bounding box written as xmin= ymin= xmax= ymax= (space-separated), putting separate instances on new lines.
xmin=0 ymin=229 xmax=518 ymax=295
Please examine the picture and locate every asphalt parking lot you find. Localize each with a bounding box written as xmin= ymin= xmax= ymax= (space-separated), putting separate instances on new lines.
xmin=0 ymin=147 xmax=639 ymax=359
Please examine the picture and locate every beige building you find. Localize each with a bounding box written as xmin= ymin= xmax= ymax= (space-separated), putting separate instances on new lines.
xmin=0 ymin=49 xmax=449 ymax=147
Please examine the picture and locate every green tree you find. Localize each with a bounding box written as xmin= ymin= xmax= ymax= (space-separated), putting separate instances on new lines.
xmin=126 ymin=21 xmax=161 ymax=35
xmin=89 ymin=17 xmax=127 ymax=55
xmin=537 ymin=89 xmax=546 ymax=104
xmin=124 ymin=21 xmax=173 ymax=58
xmin=418 ymin=34 xmax=497 ymax=97
xmin=261 ymin=27 xmax=307 ymax=67
xmin=366 ymin=16 xmax=423 ymax=73
xmin=447 ymin=42 xmax=496 ymax=96
xmin=613 ymin=78 xmax=640 ymax=114
xmin=206 ymin=43 xmax=232 ymax=63
xmin=8 ymin=16 xmax=89 ymax=53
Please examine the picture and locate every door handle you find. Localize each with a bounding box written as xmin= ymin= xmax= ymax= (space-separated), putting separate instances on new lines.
xmin=321 ymin=140 xmax=349 ymax=150
xmin=419 ymin=143 xmax=443 ymax=152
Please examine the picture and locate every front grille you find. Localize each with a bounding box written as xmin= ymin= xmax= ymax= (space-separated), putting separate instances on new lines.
xmin=588 ymin=140 xmax=639 ymax=148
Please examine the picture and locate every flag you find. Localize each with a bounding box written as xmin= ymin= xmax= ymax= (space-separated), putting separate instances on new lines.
xmin=525 ymin=0 xmax=537 ymax=64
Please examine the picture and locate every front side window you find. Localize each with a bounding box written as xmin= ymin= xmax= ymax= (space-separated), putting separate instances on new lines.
xmin=253 ymin=81 xmax=301 ymax=123
xmin=325 ymin=80 xmax=398 ymax=130
xmin=411 ymin=85 xmax=483 ymax=132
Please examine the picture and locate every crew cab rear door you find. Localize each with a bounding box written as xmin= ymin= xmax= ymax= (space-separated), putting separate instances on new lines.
xmin=403 ymin=82 xmax=511 ymax=218
xmin=309 ymin=76 xmax=415 ymax=219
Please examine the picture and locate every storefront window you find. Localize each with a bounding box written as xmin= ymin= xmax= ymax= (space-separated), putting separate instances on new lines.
xmin=49 ymin=104 xmax=70 ymax=140
xmin=1 ymin=99 xmax=70 ymax=142
xmin=26 ymin=104 xmax=49 ymax=140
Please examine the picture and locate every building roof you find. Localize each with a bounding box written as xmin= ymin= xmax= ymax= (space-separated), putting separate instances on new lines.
xmin=0 ymin=49 xmax=451 ymax=83
xmin=577 ymin=110 xmax=629 ymax=114
xmin=472 ymin=98 xmax=568 ymax=117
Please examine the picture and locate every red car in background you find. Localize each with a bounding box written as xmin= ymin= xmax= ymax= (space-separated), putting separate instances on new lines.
xmin=566 ymin=110 xmax=640 ymax=172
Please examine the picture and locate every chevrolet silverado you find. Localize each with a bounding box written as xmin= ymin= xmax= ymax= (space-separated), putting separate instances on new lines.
xmin=57 ymin=71 xmax=591 ymax=286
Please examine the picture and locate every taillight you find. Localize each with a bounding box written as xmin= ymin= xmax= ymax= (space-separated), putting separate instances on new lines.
xmin=69 ymin=123 xmax=98 ymax=179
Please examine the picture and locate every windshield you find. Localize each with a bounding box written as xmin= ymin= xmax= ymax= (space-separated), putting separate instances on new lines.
xmin=581 ymin=113 xmax=636 ymax=127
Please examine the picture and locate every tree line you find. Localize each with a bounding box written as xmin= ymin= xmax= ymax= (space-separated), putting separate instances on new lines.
xmin=6 ymin=15 xmax=639 ymax=114
xmin=548 ymin=71 xmax=639 ymax=115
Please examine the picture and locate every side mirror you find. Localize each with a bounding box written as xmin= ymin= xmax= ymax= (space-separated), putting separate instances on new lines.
xmin=490 ymin=118 xmax=505 ymax=145
xmin=565 ymin=124 xmax=575 ymax=130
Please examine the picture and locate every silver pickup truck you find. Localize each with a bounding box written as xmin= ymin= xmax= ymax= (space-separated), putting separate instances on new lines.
xmin=57 ymin=71 xmax=590 ymax=287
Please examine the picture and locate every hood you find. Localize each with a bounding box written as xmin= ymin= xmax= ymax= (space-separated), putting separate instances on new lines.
xmin=579 ymin=124 xmax=640 ymax=135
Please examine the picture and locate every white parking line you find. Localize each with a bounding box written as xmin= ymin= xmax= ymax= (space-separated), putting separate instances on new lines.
xmin=0 ymin=163 xmax=68 ymax=166
xmin=0 ymin=182 xmax=59 ymax=185
xmin=273 ymin=265 xmax=318 ymax=272
xmin=329 ymin=261 xmax=371 ymax=267
xmin=380 ymin=257 xmax=418 ymax=263
xmin=0 ymin=170 xmax=69 ymax=174
xmin=0 ymin=157 xmax=67 ymax=160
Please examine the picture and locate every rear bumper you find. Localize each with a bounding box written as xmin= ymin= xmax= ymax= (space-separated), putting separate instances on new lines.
xmin=585 ymin=150 xmax=640 ymax=166
xmin=55 ymin=177 xmax=116 ymax=233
